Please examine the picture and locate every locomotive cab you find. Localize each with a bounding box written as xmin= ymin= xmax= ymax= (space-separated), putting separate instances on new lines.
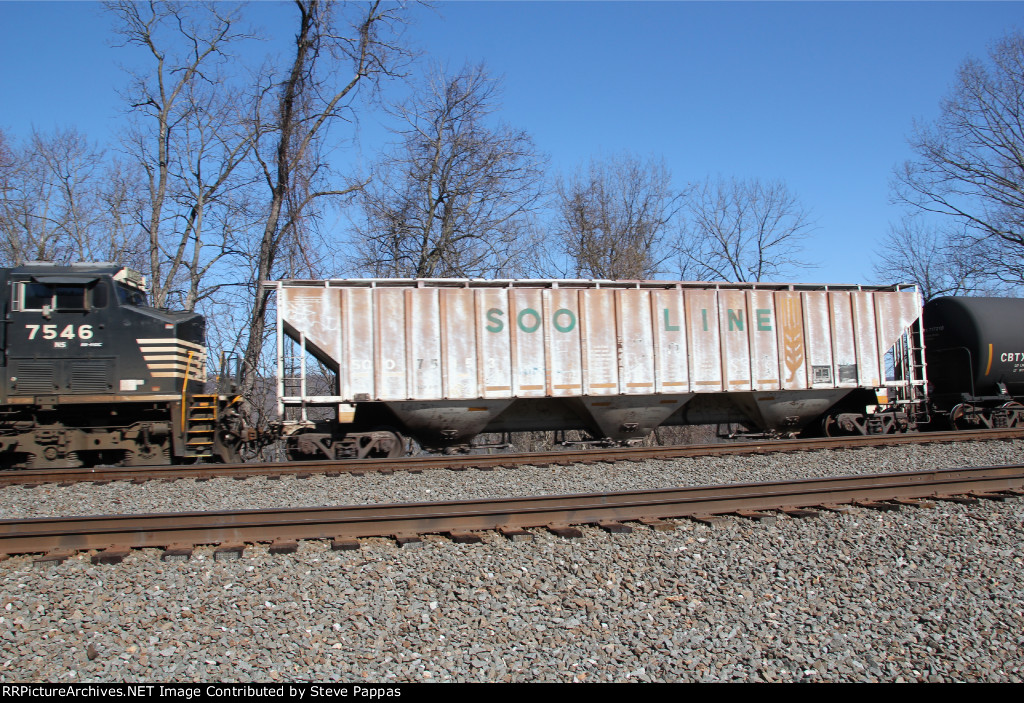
xmin=0 ymin=263 xmax=245 ymax=469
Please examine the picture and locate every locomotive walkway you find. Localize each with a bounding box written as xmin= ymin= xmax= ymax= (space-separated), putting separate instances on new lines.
xmin=2 ymin=462 xmax=1022 ymax=561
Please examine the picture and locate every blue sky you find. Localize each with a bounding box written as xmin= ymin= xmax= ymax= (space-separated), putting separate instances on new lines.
xmin=1 ymin=1 xmax=1022 ymax=284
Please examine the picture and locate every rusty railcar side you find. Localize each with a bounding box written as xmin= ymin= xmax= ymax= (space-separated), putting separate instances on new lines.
xmin=267 ymin=279 xmax=926 ymax=454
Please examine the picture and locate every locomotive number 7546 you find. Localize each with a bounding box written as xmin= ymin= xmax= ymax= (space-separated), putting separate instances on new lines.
xmin=25 ymin=324 xmax=94 ymax=340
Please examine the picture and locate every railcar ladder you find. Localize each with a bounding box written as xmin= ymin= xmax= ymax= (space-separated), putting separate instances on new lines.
xmin=903 ymin=318 xmax=930 ymax=425
xmin=185 ymin=395 xmax=218 ymax=457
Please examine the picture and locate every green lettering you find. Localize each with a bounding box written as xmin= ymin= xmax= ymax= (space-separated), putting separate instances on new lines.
xmin=701 ymin=309 xmax=708 ymax=331
xmin=728 ymin=309 xmax=744 ymax=332
xmin=517 ymin=308 xmax=541 ymax=333
xmin=552 ymin=308 xmax=576 ymax=333
xmin=756 ymin=309 xmax=772 ymax=331
xmin=663 ymin=308 xmax=680 ymax=331
xmin=486 ymin=308 xmax=505 ymax=333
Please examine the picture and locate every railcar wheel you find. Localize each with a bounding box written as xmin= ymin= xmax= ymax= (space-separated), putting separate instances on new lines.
xmin=949 ymin=403 xmax=976 ymax=431
xmin=1001 ymin=401 xmax=1024 ymax=428
xmin=822 ymin=414 xmax=840 ymax=437
xmin=355 ymin=428 xmax=407 ymax=459
xmin=821 ymin=412 xmax=862 ymax=437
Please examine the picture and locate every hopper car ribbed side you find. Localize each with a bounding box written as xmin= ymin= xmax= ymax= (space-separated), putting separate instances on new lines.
xmin=269 ymin=279 xmax=927 ymax=457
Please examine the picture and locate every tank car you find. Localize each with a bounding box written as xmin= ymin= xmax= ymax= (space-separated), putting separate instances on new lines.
xmin=923 ymin=296 xmax=1024 ymax=429
xmin=267 ymin=278 xmax=928 ymax=457
xmin=0 ymin=262 xmax=247 ymax=468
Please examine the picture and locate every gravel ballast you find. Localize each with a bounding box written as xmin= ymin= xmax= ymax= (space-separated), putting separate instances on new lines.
xmin=1 ymin=439 xmax=1022 ymax=682
xmin=3 ymin=440 xmax=1024 ymax=519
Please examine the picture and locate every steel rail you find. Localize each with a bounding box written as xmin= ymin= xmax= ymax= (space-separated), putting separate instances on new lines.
xmin=1 ymin=463 xmax=1022 ymax=556
xmin=2 ymin=428 xmax=1023 ymax=487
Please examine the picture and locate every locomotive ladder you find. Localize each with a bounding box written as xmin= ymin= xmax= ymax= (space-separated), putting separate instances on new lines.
xmin=184 ymin=395 xmax=219 ymax=458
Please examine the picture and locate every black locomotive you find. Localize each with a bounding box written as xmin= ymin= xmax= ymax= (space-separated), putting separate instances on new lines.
xmin=0 ymin=263 xmax=246 ymax=468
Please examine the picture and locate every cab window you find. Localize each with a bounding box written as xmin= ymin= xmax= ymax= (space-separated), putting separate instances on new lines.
xmin=116 ymin=285 xmax=147 ymax=307
xmin=54 ymin=285 xmax=88 ymax=310
xmin=23 ymin=282 xmax=53 ymax=310
xmin=16 ymin=282 xmax=107 ymax=311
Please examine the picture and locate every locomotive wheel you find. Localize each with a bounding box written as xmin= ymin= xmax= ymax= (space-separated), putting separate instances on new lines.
xmin=122 ymin=444 xmax=171 ymax=467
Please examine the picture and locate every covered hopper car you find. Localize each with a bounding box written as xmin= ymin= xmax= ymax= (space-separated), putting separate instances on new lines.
xmin=0 ymin=263 xmax=247 ymax=468
xmin=269 ymin=278 xmax=932 ymax=458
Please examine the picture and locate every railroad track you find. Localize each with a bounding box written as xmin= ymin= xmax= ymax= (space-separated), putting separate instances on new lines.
xmin=3 ymin=463 xmax=1021 ymax=562
xmin=2 ymin=427 xmax=1024 ymax=487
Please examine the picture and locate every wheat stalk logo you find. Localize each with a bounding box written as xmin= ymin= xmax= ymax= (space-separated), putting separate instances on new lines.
xmin=778 ymin=296 xmax=804 ymax=384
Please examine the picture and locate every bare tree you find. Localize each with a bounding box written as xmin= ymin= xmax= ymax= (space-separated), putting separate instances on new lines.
xmin=872 ymin=215 xmax=998 ymax=300
xmin=108 ymin=0 xmax=257 ymax=309
xmin=895 ymin=30 xmax=1024 ymax=289
xmin=0 ymin=130 xmax=15 ymax=259
xmin=0 ymin=129 xmax=82 ymax=264
xmin=240 ymin=0 xmax=411 ymax=398
xmin=676 ymin=176 xmax=815 ymax=282
xmin=554 ymin=153 xmax=680 ymax=279
xmin=96 ymin=157 xmax=150 ymax=273
xmin=0 ymin=128 xmax=134 ymax=266
xmin=354 ymin=63 xmax=545 ymax=279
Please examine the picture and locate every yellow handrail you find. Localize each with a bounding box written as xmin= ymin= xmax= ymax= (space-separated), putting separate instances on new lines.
xmin=181 ymin=350 xmax=195 ymax=434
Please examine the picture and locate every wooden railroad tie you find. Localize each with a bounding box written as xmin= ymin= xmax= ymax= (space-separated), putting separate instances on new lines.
xmin=498 ymin=526 xmax=533 ymax=542
xmin=597 ymin=520 xmax=633 ymax=534
xmin=970 ymin=491 xmax=1010 ymax=502
xmin=393 ymin=533 xmax=423 ymax=548
xmin=331 ymin=538 xmax=361 ymax=551
xmin=547 ymin=524 xmax=583 ymax=539
xmin=214 ymin=543 xmax=245 ymax=561
xmin=778 ymin=506 xmax=820 ymax=519
xmin=855 ymin=500 xmax=901 ymax=512
xmin=890 ymin=497 xmax=936 ymax=508
xmin=34 ymin=550 xmax=75 ymax=566
xmin=92 ymin=546 xmax=131 ymax=565
xmin=934 ymin=494 xmax=979 ymax=505
xmin=641 ymin=517 xmax=677 ymax=531
xmin=735 ymin=509 xmax=776 ymax=523
xmin=162 ymin=544 xmax=194 ymax=561
xmin=447 ymin=531 xmax=484 ymax=544
xmin=269 ymin=540 xmax=299 ymax=555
